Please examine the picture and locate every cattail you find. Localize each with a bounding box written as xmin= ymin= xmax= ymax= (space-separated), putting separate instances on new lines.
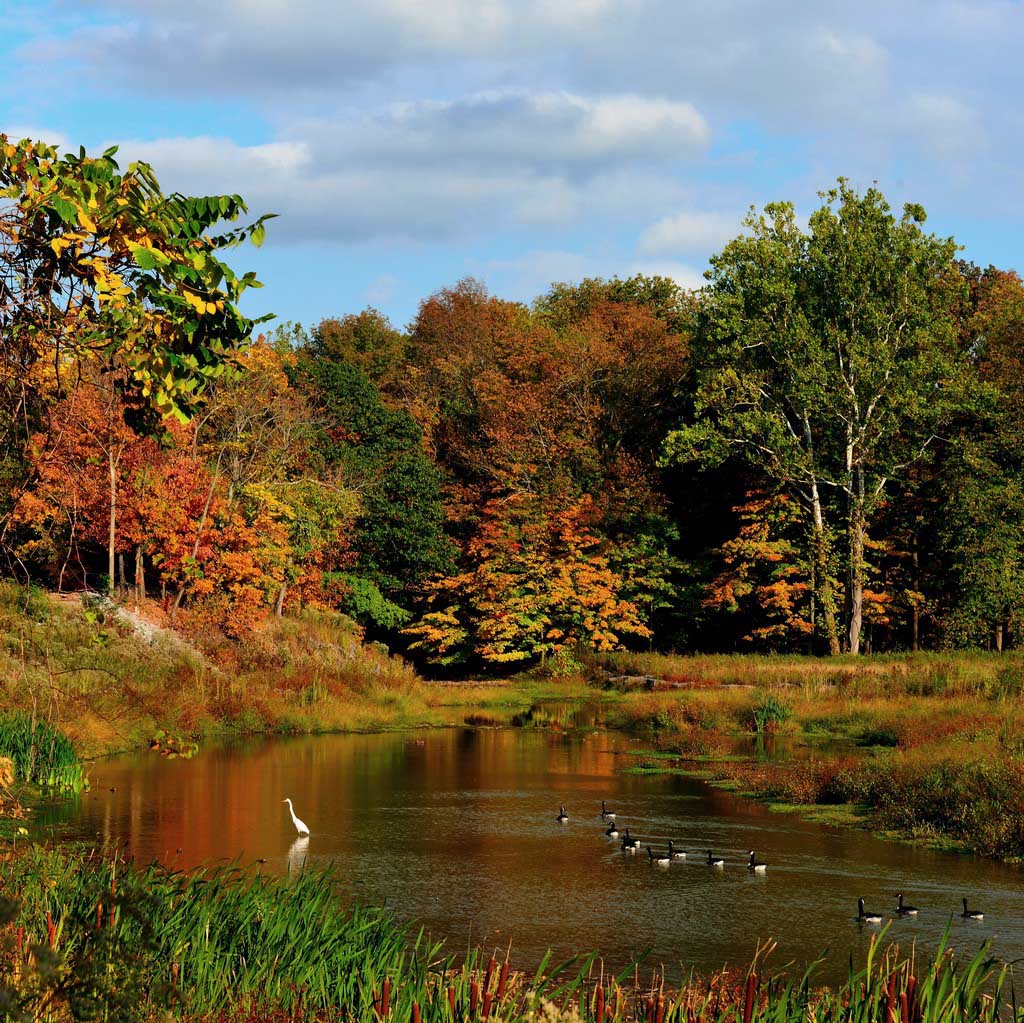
xmin=15 ymin=926 xmax=23 ymax=956
xmin=484 ymin=957 xmax=496 ymax=993
xmin=645 ymin=996 xmax=655 ymax=1023
xmin=656 ymin=995 xmax=665 ymax=1023
xmin=382 ymin=977 xmax=392 ymax=1018
xmin=96 ymin=901 xmax=103 ymax=931
xmin=595 ymin=984 xmax=606 ymax=1023
xmin=412 ymin=1003 xmax=421 ymax=1023
xmin=483 ymin=992 xmax=493 ymax=1019
xmin=448 ymin=985 xmax=456 ymax=1017
xmin=742 ymin=973 xmax=757 ymax=1023
xmin=497 ymin=961 xmax=510 ymax=1000
xmin=45 ymin=911 xmax=55 ymax=949
xmin=470 ymin=979 xmax=480 ymax=1017
xmin=900 ymin=992 xmax=910 ymax=1021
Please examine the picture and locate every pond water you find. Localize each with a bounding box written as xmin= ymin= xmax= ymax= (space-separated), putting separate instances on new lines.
xmin=41 ymin=718 xmax=1024 ymax=984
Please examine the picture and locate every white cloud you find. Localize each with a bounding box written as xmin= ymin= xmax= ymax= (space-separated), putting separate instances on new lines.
xmin=638 ymin=210 xmax=739 ymax=255
xmin=107 ymin=89 xmax=707 ymax=244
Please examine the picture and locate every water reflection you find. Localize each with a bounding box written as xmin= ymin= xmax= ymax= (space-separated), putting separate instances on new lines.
xmin=41 ymin=726 xmax=1024 ymax=984
xmin=287 ymin=835 xmax=310 ymax=875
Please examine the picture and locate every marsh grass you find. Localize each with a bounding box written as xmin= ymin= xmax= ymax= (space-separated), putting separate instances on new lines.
xmin=1 ymin=849 xmax=1020 ymax=1022
xmin=0 ymin=715 xmax=86 ymax=792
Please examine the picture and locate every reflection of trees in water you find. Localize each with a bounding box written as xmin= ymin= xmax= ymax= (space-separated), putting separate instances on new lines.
xmin=510 ymin=702 xmax=605 ymax=730
xmin=287 ymin=836 xmax=309 ymax=875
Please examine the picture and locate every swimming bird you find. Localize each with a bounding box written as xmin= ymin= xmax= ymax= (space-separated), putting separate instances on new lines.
xmin=747 ymin=850 xmax=767 ymax=873
xmin=961 ymin=898 xmax=984 ymax=920
xmin=605 ymin=820 xmax=619 ymax=838
xmin=621 ymin=828 xmax=641 ymax=850
xmin=557 ymin=805 xmax=569 ymax=823
xmin=706 ymin=849 xmax=724 ymax=869
xmin=668 ymin=840 xmax=687 ymax=859
xmin=647 ymin=846 xmax=671 ymax=866
xmin=857 ymin=898 xmax=883 ymax=923
xmin=896 ymin=893 xmax=918 ymax=915
xmin=282 ymin=797 xmax=310 ymax=836
xmin=600 ymin=800 xmax=616 ymax=821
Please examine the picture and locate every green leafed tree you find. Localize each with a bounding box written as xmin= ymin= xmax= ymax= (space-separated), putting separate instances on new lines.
xmin=665 ymin=180 xmax=964 ymax=654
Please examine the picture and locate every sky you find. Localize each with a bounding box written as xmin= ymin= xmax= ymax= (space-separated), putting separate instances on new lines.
xmin=2 ymin=0 xmax=1022 ymax=332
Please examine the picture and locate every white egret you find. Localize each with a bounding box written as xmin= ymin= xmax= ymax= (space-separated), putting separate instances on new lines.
xmin=283 ymin=797 xmax=310 ymax=836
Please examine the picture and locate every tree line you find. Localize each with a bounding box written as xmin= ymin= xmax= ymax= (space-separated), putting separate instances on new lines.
xmin=2 ymin=137 xmax=1022 ymax=664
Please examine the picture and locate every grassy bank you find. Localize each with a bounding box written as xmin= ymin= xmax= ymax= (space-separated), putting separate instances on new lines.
xmin=0 ymin=583 xmax=602 ymax=762
xmin=590 ymin=650 xmax=1024 ymax=858
xmin=1 ymin=846 xmax=1019 ymax=1023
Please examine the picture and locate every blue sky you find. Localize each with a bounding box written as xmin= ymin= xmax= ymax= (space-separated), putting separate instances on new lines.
xmin=3 ymin=0 xmax=1022 ymax=332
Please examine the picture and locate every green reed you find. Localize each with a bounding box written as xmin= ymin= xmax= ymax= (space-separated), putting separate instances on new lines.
xmin=2 ymin=848 xmax=1020 ymax=1022
xmin=0 ymin=714 xmax=87 ymax=792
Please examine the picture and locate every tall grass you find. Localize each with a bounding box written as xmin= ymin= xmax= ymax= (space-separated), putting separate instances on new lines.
xmin=0 ymin=715 xmax=87 ymax=792
xmin=2 ymin=849 xmax=1020 ymax=1022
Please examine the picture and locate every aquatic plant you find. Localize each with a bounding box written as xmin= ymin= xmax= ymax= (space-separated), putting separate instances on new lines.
xmin=0 ymin=715 xmax=87 ymax=792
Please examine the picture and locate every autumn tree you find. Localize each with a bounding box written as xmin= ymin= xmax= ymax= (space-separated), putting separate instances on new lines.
xmin=666 ymin=181 xmax=963 ymax=654
xmin=404 ymin=495 xmax=650 ymax=667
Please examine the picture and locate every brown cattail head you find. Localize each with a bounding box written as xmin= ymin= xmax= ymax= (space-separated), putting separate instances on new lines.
xmin=656 ymin=995 xmax=666 ymax=1023
xmin=645 ymin=996 xmax=655 ymax=1023
xmin=497 ymin=961 xmax=510 ymax=1000
xmin=742 ymin=973 xmax=758 ymax=1023
xmin=470 ymin=980 xmax=480 ymax=1017
xmin=412 ymin=1003 xmax=421 ymax=1023
xmin=382 ymin=977 xmax=392 ymax=1017
xmin=483 ymin=991 xmax=493 ymax=1019
xmin=96 ymin=902 xmax=103 ymax=931
xmin=485 ymin=957 xmax=496 ymax=993
xmin=15 ymin=926 xmax=23 ymax=956
xmin=45 ymin=911 xmax=55 ymax=949
xmin=595 ymin=984 xmax=606 ymax=1023
xmin=448 ymin=985 xmax=456 ymax=1017
xmin=172 ymin=962 xmax=179 ymax=985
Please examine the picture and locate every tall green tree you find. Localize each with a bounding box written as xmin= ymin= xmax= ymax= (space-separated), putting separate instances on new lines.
xmin=666 ymin=180 xmax=963 ymax=654
xmin=293 ymin=329 xmax=453 ymax=620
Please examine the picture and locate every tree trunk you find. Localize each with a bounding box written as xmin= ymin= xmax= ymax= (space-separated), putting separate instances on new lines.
xmin=118 ymin=551 xmax=127 ymax=597
xmin=911 ymin=541 xmax=920 ymax=653
xmin=996 ymin=622 xmax=1004 ymax=653
xmin=135 ymin=547 xmax=145 ymax=606
xmin=810 ymin=482 xmax=841 ymax=655
xmin=107 ymin=451 xmax=117 ymax=596
xmin=275 ymin=581 xmax=287 ymax=617
xmin=846 ymin=502 xmax=865 ymax=655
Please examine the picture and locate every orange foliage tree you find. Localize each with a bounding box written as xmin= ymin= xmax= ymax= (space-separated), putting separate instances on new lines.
xmin=405 ymin=494 xmax=650 ymax=666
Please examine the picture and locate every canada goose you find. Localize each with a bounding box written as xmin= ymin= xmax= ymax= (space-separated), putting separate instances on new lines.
xmin=556 ymin=805 xmax=569 ymax=823
xmin=896 ymin=893 xmax=918 ymax=916
xmin=600 ymin=800 xmax=616 ymax=821
xmin=668 ymin=840 xmax=687 ymax=859
xmin=857 ymin=898 xmax=883 ymax=923
xmin=961 ymin=898 xmax=984 ymax=920
xmin=747 ymin=851 xmax=767 ymax=873
xmin=706 ymin=849 xmax=724 ymax=868
xmin=605 ymin=820 xmax=619 ymax=838
xmin=647 ymin=846 xmax=671 ymax=866
xmin=621 ymin=828 xmax=641 ymax=850
xmin=282 ymin=797 xmax=311 ymax=836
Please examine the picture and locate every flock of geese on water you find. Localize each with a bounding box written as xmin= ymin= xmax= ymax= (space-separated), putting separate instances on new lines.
xmin=282 ymin=794 xmax=988 ymax=925
xmin=556 ymin=801 xmax=988 ymax=925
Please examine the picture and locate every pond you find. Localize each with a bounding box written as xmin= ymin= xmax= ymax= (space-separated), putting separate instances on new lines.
xmin=40 ymin=719 xmax=1024 ymax=984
